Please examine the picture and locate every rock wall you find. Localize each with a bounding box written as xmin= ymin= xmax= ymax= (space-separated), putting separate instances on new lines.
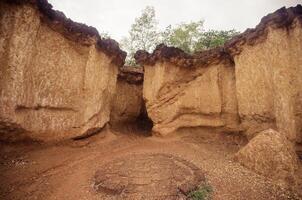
xmin=0 ymin=0 xmax=126 ymax=141
xmin=110 ymin=66 xmax=144 ymax=125
xmin=229 ymin=20 xmax=302 ymax=143
xmin=225 ymin=5 xmax=302 ymax=143
xmin=135 ymin=5 xmax=302 ymax=143
xmin=136 ymin=46 xmax=239 ymax=136
xmin=0 ymin=0 xmax=301 ymax=145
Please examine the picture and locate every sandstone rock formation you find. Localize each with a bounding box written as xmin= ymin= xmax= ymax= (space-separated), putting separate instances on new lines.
xmin=0 ymin=0 xmax=126 ymax=141
xmin=234 ymin=129 xmax=298 ymax=187
xmin=135 ymin=46 xmax=239 ymax=136
xmin=227 ymin=8 xmax=302 ymax=143
xmin=0 ymin=0 xmax=301 ymax=191
xmin=135 ymin=5 xmax=302 ymax=143
xmin=0 ymin=0 xmax=301 ymax=150
xmin=110 ymin=66 xmax=144 ymax=125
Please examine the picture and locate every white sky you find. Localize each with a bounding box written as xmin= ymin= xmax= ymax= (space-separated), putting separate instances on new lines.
xmin=48 ymin=0 xmax=301 ymax=41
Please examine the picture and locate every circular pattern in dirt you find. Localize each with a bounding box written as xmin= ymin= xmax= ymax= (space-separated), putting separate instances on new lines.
xmin=93 ymin=153 xmax=205 ymax=200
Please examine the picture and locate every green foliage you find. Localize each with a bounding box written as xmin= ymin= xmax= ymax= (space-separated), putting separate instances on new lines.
xmin=188 ymin=182 xmax=213 ymax=200
xmin=121 ymin=6 xmax=160 ymax=65
xmin=120 ymin=6 xmax=240 ymax=65
xmin=163 ymin=24 xmax=239 ymax=53
xmin=163 ymin=21 xmax=204 ymax=53
xmin=194 ymin=29 xmax=239 ymax=51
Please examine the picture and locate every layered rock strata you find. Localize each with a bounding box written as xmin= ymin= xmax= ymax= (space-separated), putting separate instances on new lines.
xmin=135 ymin=5 xmax=302 ymax=143
xmin=0 ymin=0 xmax=126 ymax=141
xmin=136 ymin=46 xmax=239 ymax=136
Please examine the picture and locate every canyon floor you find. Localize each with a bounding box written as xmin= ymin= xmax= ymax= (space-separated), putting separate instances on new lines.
xmin=0 ymin=127 xmax=301 ymax=200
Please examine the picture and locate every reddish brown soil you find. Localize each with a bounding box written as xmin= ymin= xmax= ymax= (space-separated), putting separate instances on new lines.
xmin=0 ymin=128 xmax=301 ymax=200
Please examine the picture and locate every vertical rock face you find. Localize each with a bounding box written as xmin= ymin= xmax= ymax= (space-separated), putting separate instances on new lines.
xmin=227 ymin=6 xmax=302 ymax=143
xmin=135 ymin=46 xmax=239 ymax=136
xmin=0 ymin=0 xmax=301 ymax=149
xmin=135 ymin=5 xmax=302 ymax=142
xmin=232 ymin=27 xmax=302 ymax=141
xmin=110 ymin=66 xmax=144 ymax=125
xmin=134 ymin=6 xmax=302 ymax=186
xmin=0 ymin=0 xmax=126 ymax=141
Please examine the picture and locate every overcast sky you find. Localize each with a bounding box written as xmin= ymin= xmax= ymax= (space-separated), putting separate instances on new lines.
xmin=48 ymin=0 xmax=301 ymax=41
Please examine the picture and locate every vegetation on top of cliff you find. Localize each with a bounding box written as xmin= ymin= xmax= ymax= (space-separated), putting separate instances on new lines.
xmin=120 ymin=6 xmax=239 ymax=65
xmin=5 ymin=0 xmax=302 ymax=68
xmin=135 ymin=4 xmax=302 ymax=67
xmin=134 ymin=44 xmax=232 ymax=68
xmin=120 ymin=6 xmax=159 ymax=66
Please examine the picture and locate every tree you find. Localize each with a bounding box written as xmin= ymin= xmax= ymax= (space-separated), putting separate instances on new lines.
xmin=194 ymin=29 xmax=239 ymax=51
xmin=121 ymin=6 xmax=160 ymax=65
xmin=120 ymin=7 xmax=239 ymax=65
xmin=162 ymin=21 xmax=204 ymax=53
xmin=162 ymin=22 xmax=239 ymax=53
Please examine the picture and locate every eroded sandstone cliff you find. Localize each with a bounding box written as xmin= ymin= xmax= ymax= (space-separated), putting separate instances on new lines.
xmin=226 ymin=5 xmax=302 ymax=143
xmin=135 ymin=46 xmax=239 ymax=136
xmin=135 ymin=5 xmax=302 ymax=144
xmin=228 ymin=12 xmax=302 ymax=143
xmin=0 ymin=0 xmax=126 ymax=141
xmin=0 ymin=0 xmax=301 ymax=190
xmin=1 ymin=1 xmax=301 ymax=146
xmin=110 ymin=66 xmax=144 ymax=125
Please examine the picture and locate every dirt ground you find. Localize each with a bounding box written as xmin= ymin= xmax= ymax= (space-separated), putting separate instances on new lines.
xmin=0 ymin=127 xmax=301 ymax=200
